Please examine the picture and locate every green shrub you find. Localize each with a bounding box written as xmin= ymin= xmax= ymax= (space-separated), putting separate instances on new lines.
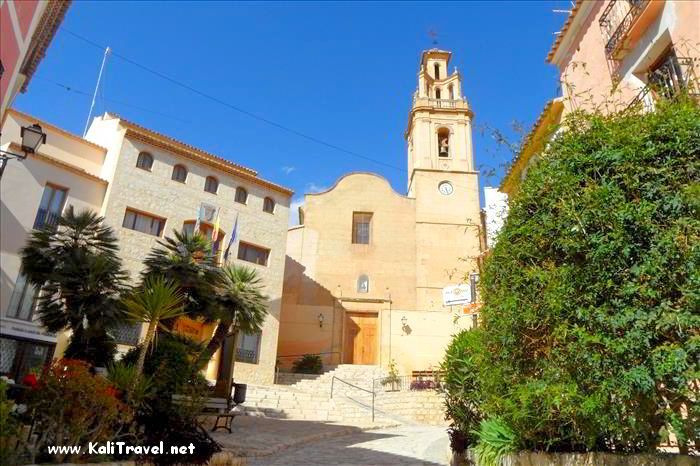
xmin=472 ymin=418 xmax=518 ymax=466
xmin=122 ymin=333 xmax=220 ymax=465
xmin=292 ymin=354 xmax=323 ymax=374
xmin=0 ymin=380 xmax=27 ymax=465
xmin=444 ymin=98 xmax=700 ymax=454
xmin=440 ymin=329 xmax=485 ymax=452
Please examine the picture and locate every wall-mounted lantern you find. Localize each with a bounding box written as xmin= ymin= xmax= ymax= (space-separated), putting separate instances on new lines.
xmin=0 ymin=124 xmax=47 ymax=178
xmin=401 ymin=316 xmax=407 ymax=326
xmin=318 ymin=313 xmax=324 ymax=328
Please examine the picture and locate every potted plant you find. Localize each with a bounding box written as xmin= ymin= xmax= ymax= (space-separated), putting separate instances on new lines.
xmin=380 ymin=360 xmax=401 ymax=392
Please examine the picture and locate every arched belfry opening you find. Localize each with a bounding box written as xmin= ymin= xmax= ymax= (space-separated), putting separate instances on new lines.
xmin=438 ymin=128 xmax=450 ymax=158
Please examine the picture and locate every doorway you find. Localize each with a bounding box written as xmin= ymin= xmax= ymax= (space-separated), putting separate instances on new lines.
xmin=343 ymin=312 xmax=378 ymax=365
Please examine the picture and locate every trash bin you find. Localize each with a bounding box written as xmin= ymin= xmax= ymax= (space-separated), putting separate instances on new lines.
xmin=233 ymin=383 xmax=247 ymax=405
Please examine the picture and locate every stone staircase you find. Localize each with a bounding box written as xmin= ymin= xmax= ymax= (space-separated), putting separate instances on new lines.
xmin=242 ymin=365 xmax=392 ymax=425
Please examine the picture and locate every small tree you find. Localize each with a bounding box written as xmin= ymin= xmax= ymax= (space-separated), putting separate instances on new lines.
xmin=122 ymin=276 xmax=187 ymax=376
xmin=20 ymin=207 xmax=128 ymax=366
xmin=196 ymin=265 xmax=268 ymax=369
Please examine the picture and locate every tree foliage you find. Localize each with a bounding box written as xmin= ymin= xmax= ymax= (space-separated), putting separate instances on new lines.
xmin=444 ymin=98 xmax=700 ymax=454
xmin=20 ymin=207 xmax=128 ymax=366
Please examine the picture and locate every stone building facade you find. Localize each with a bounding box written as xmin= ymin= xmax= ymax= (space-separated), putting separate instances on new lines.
xmin=277 ymin=50 xmax=482 ymax=376
xmin=1 ymin=109 xmax=292 ymax=386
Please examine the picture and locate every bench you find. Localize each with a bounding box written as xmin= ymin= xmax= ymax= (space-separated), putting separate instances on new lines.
xmin=172 ymin=395 xmax=239 ymax=433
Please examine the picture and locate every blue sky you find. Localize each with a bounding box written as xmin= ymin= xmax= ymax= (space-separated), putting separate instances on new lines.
xmin=14 ymin=1 xmax=569 ymax=219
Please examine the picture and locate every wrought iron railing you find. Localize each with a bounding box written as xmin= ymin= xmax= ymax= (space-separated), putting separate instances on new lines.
xmin=112 ymin=322 xmax=141 ymax=346
xmin=599 ymin=0 xmax=649 ymax=59
xmin=235 ymin=347 xmax=258 ymax=364
xmin=372 ymin=372 xmax=442 ymax=392
xmin=627 ymin=56 xmax=699 ymax=111
xmin=33 ymin=208 xmax=61 ymax=230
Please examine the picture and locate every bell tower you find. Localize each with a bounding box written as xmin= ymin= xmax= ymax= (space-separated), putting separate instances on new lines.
xmin=405 ymin=49 xmax=482 ymax=310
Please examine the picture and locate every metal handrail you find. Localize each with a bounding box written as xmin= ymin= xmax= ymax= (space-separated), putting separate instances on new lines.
xmin=330 ymin=376 xmax=375 ymax=422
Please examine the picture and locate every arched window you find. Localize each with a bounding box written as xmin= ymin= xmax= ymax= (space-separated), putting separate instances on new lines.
xmin=435 ymin=88 xmax=441 ymax=100
xmin=204 ymin=176 xmax=219 ymax=194
xmin=235 ymin=187 xmax=248 ymax=204
xmin=449 ymin=84 xmax=454 ymax=100
xmin=136 ymin=152 xmax=153 ymax=171
xmin=434 ymin=63 xmax=440 ymax=80
xmin=172 ymin=164 xmax=188 ymax=183
xmin=437 ymin=128 xmax=450 ymax=158
xmin=263 ymin=197 xmax=275 ymax=214
xmin=357 ymin=275 xmax=369 ymax=293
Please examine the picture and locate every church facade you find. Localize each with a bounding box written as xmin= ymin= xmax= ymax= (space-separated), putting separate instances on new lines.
xmin=277 ymin=50 xmax=483 ymax=375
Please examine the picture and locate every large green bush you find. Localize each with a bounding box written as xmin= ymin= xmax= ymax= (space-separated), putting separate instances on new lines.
xmin=446 ymin=98 xmax=699 ymax=454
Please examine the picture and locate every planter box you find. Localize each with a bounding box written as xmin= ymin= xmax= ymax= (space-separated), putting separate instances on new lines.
xmin=452 ymin=449 xmax=699 ymax=466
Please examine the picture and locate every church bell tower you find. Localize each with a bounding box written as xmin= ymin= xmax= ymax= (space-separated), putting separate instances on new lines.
xmin=405 ymin=49 xmax=482 ymax=310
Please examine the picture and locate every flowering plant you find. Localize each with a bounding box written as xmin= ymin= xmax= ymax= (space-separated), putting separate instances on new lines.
xmin=26 ymin=359 xmax=132 ymax=463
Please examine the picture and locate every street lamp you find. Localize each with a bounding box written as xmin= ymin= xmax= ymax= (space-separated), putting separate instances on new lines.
xmin=0 ymin=124 xmax=47 ymax=178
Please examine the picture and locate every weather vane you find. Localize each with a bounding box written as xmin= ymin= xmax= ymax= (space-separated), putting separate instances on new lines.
xmin=427 ymin=29 xmax=439 ymax=46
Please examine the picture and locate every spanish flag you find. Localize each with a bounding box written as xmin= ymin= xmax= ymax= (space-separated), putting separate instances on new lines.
xmin=211 ymin=208 xmax=221 ymax=242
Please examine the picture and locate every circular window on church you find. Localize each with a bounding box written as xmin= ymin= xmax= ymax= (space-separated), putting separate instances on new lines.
xmin=438 ymin=181 xmax=454 ymax=196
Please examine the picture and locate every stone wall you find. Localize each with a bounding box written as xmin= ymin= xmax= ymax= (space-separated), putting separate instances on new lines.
xmin=453 ymin=450 xmax=699 ymax=466
xmin=374 ymin=390 xmax=447 ymax=426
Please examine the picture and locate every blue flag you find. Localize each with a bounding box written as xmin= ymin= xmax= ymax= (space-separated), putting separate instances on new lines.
xmin=223 ymin=213 xmax=239 ymax=262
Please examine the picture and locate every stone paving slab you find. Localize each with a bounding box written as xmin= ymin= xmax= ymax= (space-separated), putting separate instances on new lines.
xmin=247 ymin=424 xmax=450 ymax=465
xmin=210 ymin=415 xmax=399 ymax=458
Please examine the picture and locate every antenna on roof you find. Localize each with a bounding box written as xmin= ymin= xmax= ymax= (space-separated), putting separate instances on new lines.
xmin=83 ymin=46 xmax=111 ymax=137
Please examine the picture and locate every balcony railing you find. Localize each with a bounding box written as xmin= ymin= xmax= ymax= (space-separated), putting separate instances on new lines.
xmin=33 ymin=208 xmax=61 ymax=230
xmin=412 ymin=94 xmax=466 ymax=110
xmin=236 ymin=347 xmax=258 ymax=364
xmin=599 ymin=0 xmax=649 ymax=59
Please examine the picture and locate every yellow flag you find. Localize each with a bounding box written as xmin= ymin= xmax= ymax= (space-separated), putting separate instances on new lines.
xmin=211 ymin=208 xmax=221 ymax=242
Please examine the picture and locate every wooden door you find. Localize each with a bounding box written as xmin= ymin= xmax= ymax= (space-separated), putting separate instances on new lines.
xmin=344 ymin=312 xmax=377 ymax=365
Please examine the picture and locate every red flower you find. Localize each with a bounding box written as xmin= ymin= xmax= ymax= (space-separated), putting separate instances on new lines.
xmin=22 ymin=373 xmax=38 ymax=388
xmin=105 ymin=386 xmax=120 ymax=398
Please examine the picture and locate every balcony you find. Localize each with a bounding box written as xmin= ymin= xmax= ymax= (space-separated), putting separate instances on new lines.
xmin=33 ymin=208 xmax=61 ymax=230
xmin=599 ymin=0 xmax=664 ymax=61
xmin=411 ymin=94 xmax=469 ymax=111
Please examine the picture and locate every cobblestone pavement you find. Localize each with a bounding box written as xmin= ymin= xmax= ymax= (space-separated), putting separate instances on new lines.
xmin=248 ymin=424 xmax=450 ymax=465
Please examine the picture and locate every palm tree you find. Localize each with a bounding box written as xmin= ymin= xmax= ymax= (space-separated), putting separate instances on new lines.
xmin=122 ymin=276 xmax=186 ymax=376
xmin=141 ymin=230 xmax=221 ymax=324
xmin=20 ymin=207 xmax=128 ymax=366
xmin=196 ymin=265 xmax=268 ymax=372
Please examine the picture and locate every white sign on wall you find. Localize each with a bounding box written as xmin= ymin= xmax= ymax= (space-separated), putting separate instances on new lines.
xmin=442 ymin=284 xmax=472 ymax=307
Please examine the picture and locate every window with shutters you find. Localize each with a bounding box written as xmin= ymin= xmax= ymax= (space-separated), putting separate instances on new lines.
xmin=136 ymin=152 xmax=153 ymax=171
xmin=171 ymin=164 xmax=188 ymax=183
xmin=236 ymin=332 xmax=261 ymax=364
xmin=33 ymin=183 xmax=67 ymax=230
xmin=263 ymin=197 xmax=275 ymax=214
xmin=235 ymin=187 xmax=248 ymax=204
xmin=352 ymin=212 xmax=372 ymax=244
xmin=122 ymin=208 xmax=166 ymax=237
xmin=237 ymin=242 xmax=270 ymax=266
xmin=204 ymin=176 xmax=219 ymax=194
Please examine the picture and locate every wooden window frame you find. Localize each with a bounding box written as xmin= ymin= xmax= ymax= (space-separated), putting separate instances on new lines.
xmin=122 ymin=207 xmax=166 ymax=237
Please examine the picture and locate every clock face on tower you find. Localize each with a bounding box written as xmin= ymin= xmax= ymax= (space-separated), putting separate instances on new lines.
xmin=438 ymin=181 xmax=454 ymax=196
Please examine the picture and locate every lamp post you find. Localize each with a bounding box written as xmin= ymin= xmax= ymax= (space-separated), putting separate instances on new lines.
xmin=0 ymin=124 xmax=47 ymax=178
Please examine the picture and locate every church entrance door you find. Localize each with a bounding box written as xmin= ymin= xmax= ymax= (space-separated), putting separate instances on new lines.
xmin=343 ymin=312 xmax=378 ymax=365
